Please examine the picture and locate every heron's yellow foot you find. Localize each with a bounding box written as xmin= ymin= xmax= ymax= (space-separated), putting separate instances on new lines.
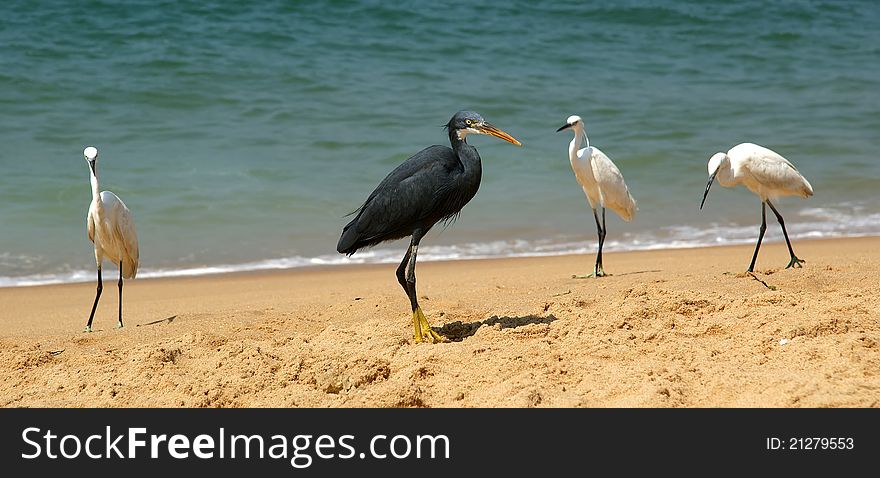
xmin=785 ymin=256 xmax=805 ymax=269
xmin=83 ymin=325 xmax=93 ymax=333
xmin=412 ymin=309 xmax=423 ymax=343
xmin=116 ymin=322 xmax=124 ymax=329
xmin=412 ymin=307 xmax=447 ymax=344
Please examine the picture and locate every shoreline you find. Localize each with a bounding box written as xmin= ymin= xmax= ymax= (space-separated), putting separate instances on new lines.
xmin=1 ymin=235 xmax=878 ymax=407
xmin=3 ymin=234 xmax=878 ymax=290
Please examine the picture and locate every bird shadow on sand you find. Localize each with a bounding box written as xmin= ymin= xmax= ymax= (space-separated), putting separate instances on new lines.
xmin=435 ymin=314 xmax=557 ymax=342
xmin=613 ymin=269 xmax=662 ymax=276
xmin=137 ymin=315 xmax=177 ymax=327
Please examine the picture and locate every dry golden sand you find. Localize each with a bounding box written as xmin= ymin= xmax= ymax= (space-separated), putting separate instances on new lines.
xmin=1 ymin=237 xmax=878 ymax=407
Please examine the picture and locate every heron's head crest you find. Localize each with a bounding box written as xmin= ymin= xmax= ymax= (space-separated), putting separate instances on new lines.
xmin=84 ymin=146 xmax=98 ymax=162
xmin=445 ymin=111 xmax=521 ymax=146
xmin=446 ymin=111 xmax=484 ymax=132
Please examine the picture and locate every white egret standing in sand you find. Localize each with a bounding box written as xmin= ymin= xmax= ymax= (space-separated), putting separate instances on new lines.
xmin=700 ymin=142 xmax=813 ymax=272
xmin=557 ymin=115 xmax=636 ymax=277
xmin=83 ymin=146 xmax=139 ymax=332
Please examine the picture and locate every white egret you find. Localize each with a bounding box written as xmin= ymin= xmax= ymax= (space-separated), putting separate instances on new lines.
xmin=82 ymin=146 xmax=139 ymax=332
xmin=700 ymin=142 xmax=813 ymax=272
xmin=557 ymin=115 xmax=636 ymax=277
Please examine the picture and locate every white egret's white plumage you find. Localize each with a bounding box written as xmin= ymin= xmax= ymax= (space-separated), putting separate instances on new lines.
xmin=83 ymin=146 xmax=139 ymax=332
xmin=700 ymin=142 xmax=813 ymax=272
xmin=557 ymin=115 xmax=636 ymax=277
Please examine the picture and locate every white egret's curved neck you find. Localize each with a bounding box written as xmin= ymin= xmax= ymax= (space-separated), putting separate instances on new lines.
xmin=570 ymin=124 xmax=590 ymax=149
xmin=715 ymin=156 xmax=735 ymax=186
xmin=89 ymin=163 xmax=103 ymax=209
xmin=569 ymin=124 xmax=590 ymax=161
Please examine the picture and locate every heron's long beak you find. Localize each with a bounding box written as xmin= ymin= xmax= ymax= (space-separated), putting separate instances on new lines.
xmin=700 ymin=170 xmax=718 ymax=210
xmin=556 ymin=123 xmax=572 ymax=132
xmin=477 ymin=122 xmax=521 ymax=146
xmin=88 ymin=159 xmax=96 ymax=176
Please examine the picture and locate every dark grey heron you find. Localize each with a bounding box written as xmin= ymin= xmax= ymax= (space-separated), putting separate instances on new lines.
xmin=337 ymin=111 xmax=521 ymax=343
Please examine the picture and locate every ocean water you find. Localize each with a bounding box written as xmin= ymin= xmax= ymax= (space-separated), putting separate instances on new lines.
xmin=1 ymin=0 xmax=878 ymax=286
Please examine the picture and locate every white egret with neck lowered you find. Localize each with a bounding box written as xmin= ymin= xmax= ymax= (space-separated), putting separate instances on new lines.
xmin=557 ymin=115 xmax=636 ymax=278
xmin=700 ymin=142 xmax=813 ymax=272
xmin=83 ymin=146 xmax=139 ymax=332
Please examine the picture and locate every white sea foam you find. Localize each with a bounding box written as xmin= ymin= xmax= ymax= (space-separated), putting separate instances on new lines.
xmin=2 ymin=222 xmax=877 ymax=287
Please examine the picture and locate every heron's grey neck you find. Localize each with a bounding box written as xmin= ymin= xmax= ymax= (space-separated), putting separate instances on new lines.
xmin=450 ymin=133 xmax=481 ymax=176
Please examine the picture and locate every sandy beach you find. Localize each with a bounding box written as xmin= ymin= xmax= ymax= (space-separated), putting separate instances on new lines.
xmin=1 ymin=236 xmax=878 ymax=408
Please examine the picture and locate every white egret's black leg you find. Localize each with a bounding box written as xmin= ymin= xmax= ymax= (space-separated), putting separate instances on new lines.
xmin=595 ymin=207 xmax=607 ymax=277
xmin=404 ymin=231 xmax=445 ymax=343
xmin=748 ymin=202 xmax=768 ymax=272
xmin=84 ymin=267 xmax=103 ymax=333
xmin=116 ymin=261 xmax=124 ymax=329
xmin=576 ymin=207 xmax=608 ymax=278
xmin=767 ymin=200 xmax=805 ymax=269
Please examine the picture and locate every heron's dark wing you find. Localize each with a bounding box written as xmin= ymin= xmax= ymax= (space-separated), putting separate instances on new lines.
xmin=337 ymin=145 xmax=461 ymax=254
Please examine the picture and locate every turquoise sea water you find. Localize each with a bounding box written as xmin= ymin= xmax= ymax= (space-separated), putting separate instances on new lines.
xmin=1 ymin=0 xmax=878 ymax=286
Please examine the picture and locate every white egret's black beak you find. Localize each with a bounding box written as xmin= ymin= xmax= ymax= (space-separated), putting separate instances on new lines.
xmin=87 ymin=159 xmax=96 ymax=175
xmin=556 ymin=123 xmax=573 ymax=132
xmin=700 ymin=170 xmax=719 ymax=210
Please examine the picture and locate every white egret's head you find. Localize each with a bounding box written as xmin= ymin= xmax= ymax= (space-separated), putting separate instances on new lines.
xmin=701 ymin=153 xmax=729 ymax=210
xmin=707 ymin=152 xmax=728 ymax=176
xmin=555 ymin=115 xmax=583 ymax=132
xmin=84 ymin=146 xmax=98 ymax=175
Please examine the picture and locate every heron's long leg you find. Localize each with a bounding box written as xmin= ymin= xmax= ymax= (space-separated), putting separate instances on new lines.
xmin=405 ymin=239 xmax=420 ymax=312
xmin=748 ymin=203 xmax=768 ymax=272
xmin=396 ymin=246 xmax=412 ymax=296
xmin=405 ymin=233 xmax=445 ymax=344
xmin=84 ymin=267 xmax=103 ymax=333
xmin=402 ymin=240 xmax=422 ymax=341
xmin=767 ymin=200 xmax=805 ymax=269
xmin=397 ymin=243 xmax=427 ymax=341
xmin=116 ymin=261 xmax=124 ymax=329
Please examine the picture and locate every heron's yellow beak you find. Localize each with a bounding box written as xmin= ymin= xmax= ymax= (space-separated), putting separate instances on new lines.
xmin=477 ymin=122 xmax=522 ymax=146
